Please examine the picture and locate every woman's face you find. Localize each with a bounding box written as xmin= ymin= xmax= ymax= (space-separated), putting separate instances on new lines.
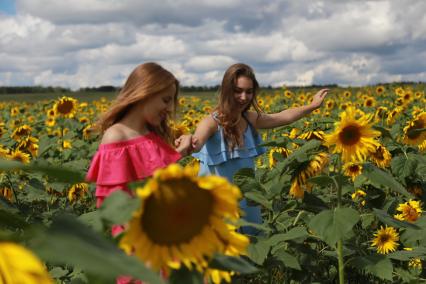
xmin=140 ymin=83 xmax=176 ymax=126
xmin=233 ymin=76 xmax=254 ymax=111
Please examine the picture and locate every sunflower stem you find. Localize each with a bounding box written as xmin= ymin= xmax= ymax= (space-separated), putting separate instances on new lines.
xmin=333 ymin=156 xmax=344 ymax=284
xmin=6 ymin=173 xmax=20 ymax=207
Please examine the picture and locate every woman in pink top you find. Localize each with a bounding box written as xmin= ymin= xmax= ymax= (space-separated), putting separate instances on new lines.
xmin=87 ymin=62 xmax=192 ymax=222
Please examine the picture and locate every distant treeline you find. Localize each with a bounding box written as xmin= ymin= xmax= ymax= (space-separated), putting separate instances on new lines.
xmin=0 ymin=81 xmax=423 ymax=94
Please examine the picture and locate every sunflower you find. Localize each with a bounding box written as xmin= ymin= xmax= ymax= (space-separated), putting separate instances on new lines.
xmin=343 ymin=91 xmax=351 ymax=98
xmin=325 ymin=99 xmax=335 ymax=110
xmin=10 ymin=107 xmax=20 ymax=117
xmin=54 ymin=96 xmax=78 ymax=118
xmin=284 ymin=90 xmax=293 ymax=98
xmin=170 ymin=120 xmax=190 ymax=139
xmin=61 ymin=140 xmax=72 ymax=150
xmin=371 ymin=145 xmax=392 ymax=168
xmin=290 ymin=152 xmax=329 ymax=198
xmin=395 ymin=87 xmax=405 ymax=96
xmin=403 ymin=112 xmax=426 ymax=145
xmin=298 ymin=130 xmax=325 ymax=141
xmin=7 ymin=149 xmax=31 ymax=164
xmin=45 ymin=117 xmax=56 ymax=127
xmin=268 ymin=147 xmax=292 ymax=168
xmin=82 ymin=124 xmax=96 ymax=140
xmin=67 ymin=183 xmax=90 ymax=203
xmin=0 ymin=187 xmax=13 ymax=202
xmin=371 ymin=226 xmax=399 ymax=254
xmin=394 ymin=200 xmax=422 ymax=223
xmin=0 ymin=144 xmax=10 ymax=158
xmin=119 ymin=163 xmax=249 ymax=272
xmin=323 ymin=107 xmax=380 ymax=163
xmin=343 ymin=162 xmax=363 ymax=181
xmin=17 ymin=136 xmax=39 ymax=157
xmin=11 ymin=125 xmax=32 ymax=141
xmin=419 ymin=140 xmax=426 ymax=153
xmin=351 ymin=189 xmax=366 ymax=205
xmin=0 ymin=242 xmax=53 ymax=284
xmin=363 ymin=97 xmax=376 ymax=108
xmin=79 ymin=116 xmax=90 ymax=124
xmin=408 ymin=184 xmax=423 ymax=197
xmin=376 ymin=86 xmax=385 ymax=95
xmin=386 ymin=107 xmax=403 ymax=125
xmin=374 ymin=106 xmax=388 ymax=120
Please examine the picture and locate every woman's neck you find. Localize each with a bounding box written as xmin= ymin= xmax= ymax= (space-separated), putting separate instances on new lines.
xmin=119 ymin=107 xmax=149 ymax=135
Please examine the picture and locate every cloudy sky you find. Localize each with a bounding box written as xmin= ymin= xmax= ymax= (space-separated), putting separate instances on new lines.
xmin=0 ymin=0 xmax=425 ymax=89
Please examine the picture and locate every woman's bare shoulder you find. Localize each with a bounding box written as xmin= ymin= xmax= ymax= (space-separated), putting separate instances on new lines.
xmin=100 ymin=124 xmax=127 ymax=144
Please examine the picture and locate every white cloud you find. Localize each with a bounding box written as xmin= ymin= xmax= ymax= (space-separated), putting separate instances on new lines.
xmin=0 ymin=0 xmax=425 ymax=88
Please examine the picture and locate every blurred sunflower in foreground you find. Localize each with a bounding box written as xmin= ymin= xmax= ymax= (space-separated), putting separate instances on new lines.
xmin=371 ymin=226 xmax=399 ymax=254
xmin=119 ymin=163 xmax=249 ymax=276
xmin=324 ymin=107 xmax=380 ymax=163
xmin=0 ymin=242 xmax=53 ymax=283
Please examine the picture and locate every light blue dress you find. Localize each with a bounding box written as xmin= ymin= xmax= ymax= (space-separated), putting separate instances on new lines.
xmin=193 ymin=113 xmax=266 ymax=235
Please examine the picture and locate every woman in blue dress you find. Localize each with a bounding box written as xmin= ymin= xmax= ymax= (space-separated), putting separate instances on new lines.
xmin=190 ymin=63 xmax=328 ymax=235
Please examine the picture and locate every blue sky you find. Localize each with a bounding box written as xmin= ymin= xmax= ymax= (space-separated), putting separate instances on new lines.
xmin=0 ymin=0 xmax=16 ymax=14
xmin=0 ymin=0 xmax=425 ymax=89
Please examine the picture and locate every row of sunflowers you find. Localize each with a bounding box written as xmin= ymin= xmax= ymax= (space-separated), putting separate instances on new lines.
xmin=0 ymin=83 xmax=425 ymax=283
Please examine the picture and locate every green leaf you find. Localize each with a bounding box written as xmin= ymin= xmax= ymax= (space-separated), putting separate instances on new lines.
xmin=0 ymin=209 xmax=29 ymax=229
xmin=244 ymin=192 xmax=272 ymax=209
xmin=209 ymin=254 xmax=258 ymax=274
xmin=247 ymin=239 xmax=271 ymax=265
xmin=387 ymin=247 xmax=426 ymax=261
xmin=363 ymin=163 xmax=412 ymax=198
xmin=49 ymin=267 xmax=69 ymax=278
xmin=99 ymin=191 xmax=141 ymax=225
xmin=360 ymin=214 xmax=375 ymax=229
xmin=233 ymin=168 xmax=263 ymax=194
xmin=169 ymin=266 xmax=204 ymax=284
xmin=348 ymin=255 xmax=393 ymax=281
xmin=308 ymin=175 xmax=334 ymax=187
xmin=267 ymin=227 xmax=308 ymax=247
xmin=308 ymin=207 xmax=359 ymax=247
xmin=372 ymin=208 xmax=421 ymax=230
xmin=391 ymin=155 xmax=417 ymax=181
xmin=372 ymin=125 xmax=393 ymax=140
xmin=30 ymin=215 xmax=164 ymax=284
xmin=273 ymin=249 xmax=301 ymax=270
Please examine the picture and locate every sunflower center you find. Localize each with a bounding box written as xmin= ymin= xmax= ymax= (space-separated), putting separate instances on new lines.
xmin=141 ymin=178 xmax=214 ymax=245
xmin=57 ymin=101 xmax=74 ymax=114
xmin=339 ymin=125 xmax=361 ymax=145
xmin=378 ymin=234 xmax=390 ymax=244
xmin=407 ymin=120 xmax=424 ymax=139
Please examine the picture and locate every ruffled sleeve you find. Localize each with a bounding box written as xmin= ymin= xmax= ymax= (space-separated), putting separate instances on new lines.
xmin=193 ymin=124 xmax=265 ymax=166
xmin=86 ymin=132 xmax=181 ymax=202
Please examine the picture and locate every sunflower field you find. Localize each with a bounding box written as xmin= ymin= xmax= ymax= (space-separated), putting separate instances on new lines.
xmin=0 ymin=83 xmax=425 ymax=283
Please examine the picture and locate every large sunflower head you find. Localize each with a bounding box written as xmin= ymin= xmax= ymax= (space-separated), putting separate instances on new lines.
xmin=403 ymin=112 xmax=426 ymax=145
xmin=371 ymin=145 xmax=392 ymax=168
xmin=53 ymin=96 xmax=78 ymax=118
xmin=323 ymin=107 xmax=380 ymax=163
xmin=0 ymin=242 xmax=53 ymax=283
xmin=290 ymin=152 xmax=329 ymax=198
xmin=7 ymin=149 xmax=31 ymax=164
xmin=394 ymin=200 xmax=422 ymax=223
xmin=371 ymin=226 xmax=399 ymax=254
xmin=119 ymin=164 xmax=249 ymax=272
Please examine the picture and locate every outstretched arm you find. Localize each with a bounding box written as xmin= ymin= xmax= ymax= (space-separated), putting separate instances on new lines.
xmin=191 ymin=115 xmax=218 ymax=152
xmin=249 ymin=88 xmax=329 ymax=129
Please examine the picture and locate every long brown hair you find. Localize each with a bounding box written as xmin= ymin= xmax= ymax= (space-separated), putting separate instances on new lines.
xmin=216 ymin=63 xmax=262 ymax=149
xmin=96 ymin=62 xmax=179 ymax=144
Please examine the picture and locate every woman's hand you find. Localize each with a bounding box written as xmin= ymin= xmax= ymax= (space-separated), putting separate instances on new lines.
xmin=175 ymin=134 xmax=193 ymax=156
xmin=310 ymin=88 xmax=329 ymax=109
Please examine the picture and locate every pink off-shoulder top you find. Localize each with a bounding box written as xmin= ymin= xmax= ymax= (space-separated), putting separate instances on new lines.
xmin=86 ymin=132 xmax=181 ymax=208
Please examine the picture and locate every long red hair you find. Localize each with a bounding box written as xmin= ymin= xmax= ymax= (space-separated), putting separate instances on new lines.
xmin=96 ymin=62 xmax=179 ymax=145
